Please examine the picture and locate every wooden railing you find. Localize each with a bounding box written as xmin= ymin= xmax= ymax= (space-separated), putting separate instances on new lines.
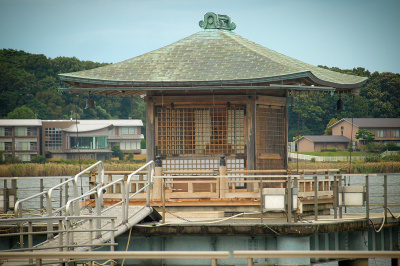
xmin=100 ymin=168 xmax=339 ymax=202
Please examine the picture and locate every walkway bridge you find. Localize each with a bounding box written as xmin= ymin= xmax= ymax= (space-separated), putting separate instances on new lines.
xmin=0 ymin=160 xmax=160 ymax=264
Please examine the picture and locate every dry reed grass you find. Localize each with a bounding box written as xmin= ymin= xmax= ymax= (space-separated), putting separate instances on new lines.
xmin=289 ymin=161 xmax=400 ymax=173
xmin=0 ymin=162 xmax=145 ymax=177
xmin=0 ymin=161 xmax=398 ymax=177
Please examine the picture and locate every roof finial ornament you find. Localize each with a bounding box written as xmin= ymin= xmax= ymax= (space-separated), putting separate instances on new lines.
xmin=199 ymin=12 xmax=236 ymax=30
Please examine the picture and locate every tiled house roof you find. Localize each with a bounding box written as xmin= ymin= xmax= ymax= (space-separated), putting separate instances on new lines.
xmin=299 ymin=135 xmax=351 ymax=143
xmin=330 ymin=118 xmax=400 ymax=128
xmin=59 ymin=29 xmax=367 ymax=89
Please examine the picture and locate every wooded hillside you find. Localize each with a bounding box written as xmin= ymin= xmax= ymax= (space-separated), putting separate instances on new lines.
xmin=1 ymin=49 xmax=399 ymax=140
xmin=0 ymin=49 xmax=145 ymax=122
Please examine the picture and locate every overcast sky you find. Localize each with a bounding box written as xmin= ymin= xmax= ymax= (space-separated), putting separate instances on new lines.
xmin=1 ymin=0 xmax=399 ymax=74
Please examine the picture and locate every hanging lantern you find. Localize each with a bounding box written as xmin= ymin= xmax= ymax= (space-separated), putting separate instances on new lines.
xmin=286 ymin=90 xmax=295 ymax=107
xmin=336 ymin=95 xmax=344 ymax=111
xmin=85 ymin=92 xmax=95 ymax=109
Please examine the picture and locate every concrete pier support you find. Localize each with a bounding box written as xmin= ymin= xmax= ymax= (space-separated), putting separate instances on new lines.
xmin=277 ymin=236 xmax=310 ymax=265
xmin=348 ymin=231 xmax=368 ymax=250
xmin=266 ymin=237 xmax=278 ymax=265
xmin=339 ymin=231 xmax=369 ymax=266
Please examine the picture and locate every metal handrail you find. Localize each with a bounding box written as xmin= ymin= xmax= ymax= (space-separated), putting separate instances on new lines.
xmin=14 ymin=191 xmax=49 ymax=219
xmin=233 ymin=250 xmax=400 ymax=259
xmin=13 ymin=161 xmax=105 ymax=240
xmin=0 ymin=250 xmax=230 ymax=259
xmin=65 ymin=189 xmax=98 ymax=217
xmin=1 ymin=250 xmax=400 ymax=266
xmin=125 ymin=160 xmax=154 ymax=219
xmin=72 ymin=161 xmax=104 ymax=216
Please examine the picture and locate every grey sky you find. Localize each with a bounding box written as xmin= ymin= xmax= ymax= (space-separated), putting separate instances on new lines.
xmin=1 ymin=0 xmax=399 ymax=73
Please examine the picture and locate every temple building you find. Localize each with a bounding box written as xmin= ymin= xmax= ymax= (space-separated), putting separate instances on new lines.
xmin=59 ymin=12 xmax=367 ymax=172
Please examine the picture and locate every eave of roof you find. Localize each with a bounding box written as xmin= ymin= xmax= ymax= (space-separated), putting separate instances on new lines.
xmin=59 ymin=29 xmax=367 ymax=93
xmin=299 ymin=135 xmax=351 ymax=143
xmin=0 ymin=119 xmax=42 ymax=126
xmin=329 ymin=118 xmax=400 ymax=129
xmin=63 ymin=124 xmax=111 ymax=133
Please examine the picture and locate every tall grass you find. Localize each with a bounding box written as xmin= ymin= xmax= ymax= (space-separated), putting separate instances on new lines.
xmin=289 ymin=161 xmax=400 ymax=173
xmin=0 ymin=162 xmax=144 ymax=177
xmin=0 ymin=161 xmax=398 ymax=177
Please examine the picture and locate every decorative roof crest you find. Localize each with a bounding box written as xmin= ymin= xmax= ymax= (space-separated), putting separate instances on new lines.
xmin=199 ymin=12 xmax=236 ymax=30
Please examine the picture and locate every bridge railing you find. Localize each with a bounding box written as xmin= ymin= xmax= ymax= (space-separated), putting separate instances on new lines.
xmin=0 ymin=216 xmax=117 ymax=254
xmin=14 ymin=160 xmax=105 ymax=239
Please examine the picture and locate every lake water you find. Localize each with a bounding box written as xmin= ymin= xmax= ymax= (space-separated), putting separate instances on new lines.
xmin=1 ymin=173 xmax=399 ymax=266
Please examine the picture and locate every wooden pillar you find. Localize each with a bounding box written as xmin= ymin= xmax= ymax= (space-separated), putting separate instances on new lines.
xmin=285 ymin=100 xmax=289 ymax=170
xmin=146 ymin=97 xmax=155 ymax=163
xmin=246 ymin=96 xmax=256 ymax=192
xmin=153 ymin=155 xmax=163 ymax=200
xmin=219 ymin=155 xmax=227 ymax=198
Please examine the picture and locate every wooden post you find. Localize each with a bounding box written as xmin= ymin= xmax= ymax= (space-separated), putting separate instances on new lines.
xmin=260 ymin=178 xmax=263 ymax=224
xmin=65 ymin=178 xmax=68 ymax=206
xmin=28 ymin=221 xmax=33 ymax=264
xmin=384 ymin=174 xmax=388 ymax=224
xmin=40 ymin=179 xmax=44 ymax=211
xmin=146 ymin=97 xmax=155 ymax=164
xmin=314 ymin=175 xmax=318 ymax=221
xmin=107 ymin=174 xmax=113 ymax=193
xmin=333 ymin=175 xmax=338 ymax=219
xmin=246 ymin=96 xmax=256 ymax=192
xmin=293 ymin=175 xmax=298 ymax=223
xmin=219 ymin=155 xmax=227 ymax=198
xmin=287 ymin=175 xmax=292 ymax=223
xmin=162 ymin=177 xmax=166 ymax=224
xmin=89 ymin=172 xmax=96 ymax=199
xmin=153 ymin=155 xmax=163 ymax=200
xmin=339 ymin=175 xmax=343 ymax=219
xmin=365 ymin=175 xmax=369 ymax=222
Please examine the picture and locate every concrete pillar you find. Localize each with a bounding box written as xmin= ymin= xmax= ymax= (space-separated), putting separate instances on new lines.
xmin=338 ymin=231 xmax=369 ymax=266
xmin=348 ymin=231 xmax=368 ymax=251
xmin=339 ymin=231 xmax=348 ymax=250
xmin=329 ymin=232 xmax=339 ymax=251
xmin=277 ymin=236 xmax=310 ymax=265
xmin=265 ymin=237 xmax=278 ymax=265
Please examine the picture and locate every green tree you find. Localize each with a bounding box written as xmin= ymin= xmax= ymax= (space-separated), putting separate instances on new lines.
xmin=112 ymin=145 xmax=125 ymax=160
xmin=31 ymin=155 xmax=46 ymax=164
xmin=6 ymin=105 xmax=36 ymax=119
xmin=324 ymin=118 xmax=339 ymax=135
xmin=355 ymin=129 xmax=375 ymax=145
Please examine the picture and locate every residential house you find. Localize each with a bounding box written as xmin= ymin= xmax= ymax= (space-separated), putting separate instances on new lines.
xmin=296 ymin=118 xmax=400 ymax=152
xmin=329 ymin=118 xmax=400 ymax=149
xmin=297 ymin=135 xmax=351 ymax=152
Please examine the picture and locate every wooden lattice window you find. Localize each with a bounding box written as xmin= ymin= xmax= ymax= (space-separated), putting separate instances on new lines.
xmin=156 ymin=105 xmax=245 ymax=156
xmin=256 ymin=106 xmax=286 ymax=170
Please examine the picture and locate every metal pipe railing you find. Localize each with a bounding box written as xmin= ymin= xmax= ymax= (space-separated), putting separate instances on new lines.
xmin=0 ymin=216 xmax=118 ymax=252
xmin=72 ymin=161 xmax=104 ymax=216
xmin=125 ymin=160 xmax=154 ymax=219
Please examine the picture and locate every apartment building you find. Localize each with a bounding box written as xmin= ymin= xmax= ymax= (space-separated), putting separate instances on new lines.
xmin=0 ymin=119 xmax=144 ymax=162
xmin=0 ymin=119 xmax=42 ymax=161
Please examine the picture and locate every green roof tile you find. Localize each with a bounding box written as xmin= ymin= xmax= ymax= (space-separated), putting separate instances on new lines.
xmin=60 ymin=28 xmax=367 ymax=89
